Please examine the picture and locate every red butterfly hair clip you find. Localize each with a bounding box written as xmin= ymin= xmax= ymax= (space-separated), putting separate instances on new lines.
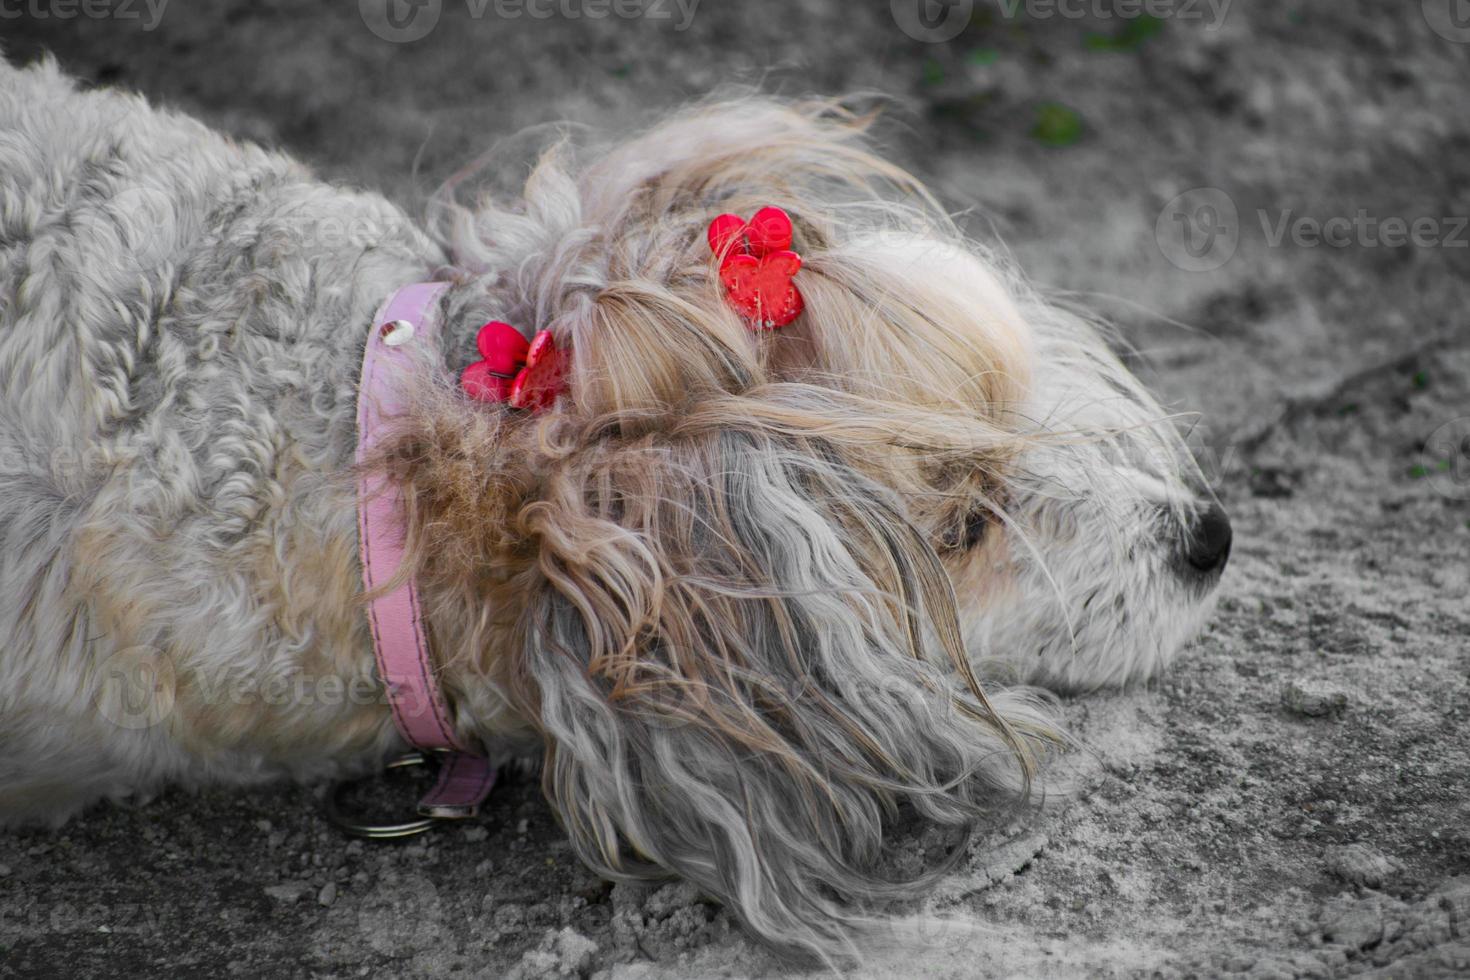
xmin=460 ymin=320 xmax=567 ymax=411
xmin=707 ymin=206 xmax=804 ymax=330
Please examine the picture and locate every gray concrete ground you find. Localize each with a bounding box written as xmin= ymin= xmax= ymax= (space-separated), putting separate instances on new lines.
xmin=2 ymin=2 xmax=1468 ymax=977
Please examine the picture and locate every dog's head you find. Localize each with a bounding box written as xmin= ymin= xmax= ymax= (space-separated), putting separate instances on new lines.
xmin=380 ymin=98 xmax=1227 ymax=961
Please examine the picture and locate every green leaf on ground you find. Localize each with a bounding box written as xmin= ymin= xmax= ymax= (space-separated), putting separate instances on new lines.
xmin=1031 ymin=103 xmax=1083 ymax=146
xmin=968 ymin=47 xmax=1000 ymax=66
xmin=922 ymin=58 xmax=945 ymax=86
xmin=1085 ymin=15 xmax=1164 ymax=52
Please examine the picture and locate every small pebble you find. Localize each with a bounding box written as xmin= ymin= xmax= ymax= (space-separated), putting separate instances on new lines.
xmin=1282 ymin=680 xmax=1348 ymax=718
xmin=1326 ymin=843 xmax=1400 ymax=888
xmin=1322 ymin=904 xmax=1384 ymax=951
xmin=0 ymin=863 xmax=11 ymax=877
xmin=263 ymin=882 xmax=310 ymax=903
xmin=317 ymin=881 xmax=338 ymax=907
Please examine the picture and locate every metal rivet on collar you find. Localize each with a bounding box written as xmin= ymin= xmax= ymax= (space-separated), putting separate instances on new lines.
xmin=380 ymin=319 xmax=415 ymax=347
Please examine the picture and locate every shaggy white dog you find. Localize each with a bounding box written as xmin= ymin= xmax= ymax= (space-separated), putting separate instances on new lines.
xmin=0 ymin=56 xmax=1230 ymax=961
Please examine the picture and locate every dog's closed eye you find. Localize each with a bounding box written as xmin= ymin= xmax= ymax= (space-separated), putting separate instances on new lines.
xmin=960 ymin=508 xmax=993 ymax=550
xmin=938 ymin=504 xmax=1000 ymax=554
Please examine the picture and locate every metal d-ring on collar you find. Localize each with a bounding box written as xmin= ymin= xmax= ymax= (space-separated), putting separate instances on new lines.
xmin=325 ymin=753 xmax=441 ymax=839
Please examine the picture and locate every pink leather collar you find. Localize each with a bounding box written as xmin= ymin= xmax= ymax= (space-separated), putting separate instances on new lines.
xmin=356 ymin=281 xmax=496 ymax=818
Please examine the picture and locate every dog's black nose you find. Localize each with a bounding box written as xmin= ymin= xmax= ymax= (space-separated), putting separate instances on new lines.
xmin=1183 ymin=503 xmax=1233 ymax=575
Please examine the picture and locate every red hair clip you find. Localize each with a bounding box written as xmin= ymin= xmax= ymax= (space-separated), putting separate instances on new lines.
xmin=461 ymin=321 xmax=567 ymax=411
xmin=708 ymin=206 xmax=804 ymax=330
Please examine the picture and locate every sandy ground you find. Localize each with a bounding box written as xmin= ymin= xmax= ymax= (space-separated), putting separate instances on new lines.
xmin=2 ymin=2 xmax=1468 ymax=977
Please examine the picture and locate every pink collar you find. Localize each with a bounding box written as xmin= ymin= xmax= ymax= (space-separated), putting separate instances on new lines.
xmin=356 ymin=282 xmax=496 ymax=818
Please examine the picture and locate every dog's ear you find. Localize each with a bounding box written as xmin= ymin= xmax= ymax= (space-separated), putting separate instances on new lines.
xmin=505 ymin=421 xmax=1052 ymax=963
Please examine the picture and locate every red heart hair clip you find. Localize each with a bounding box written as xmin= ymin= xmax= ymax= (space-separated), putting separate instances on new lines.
xmin=461 ymin=321 xmax=567 ymax=411
xmin=708 ymin=206 xmax=804 ymax=330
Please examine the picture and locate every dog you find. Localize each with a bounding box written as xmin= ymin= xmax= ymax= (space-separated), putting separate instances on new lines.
xmin=0 ymin=55 xmax=1230 ymax=962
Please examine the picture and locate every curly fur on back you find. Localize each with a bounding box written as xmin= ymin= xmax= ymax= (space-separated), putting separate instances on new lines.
xmin=0 ymin=53 xmax=435 ymax=813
